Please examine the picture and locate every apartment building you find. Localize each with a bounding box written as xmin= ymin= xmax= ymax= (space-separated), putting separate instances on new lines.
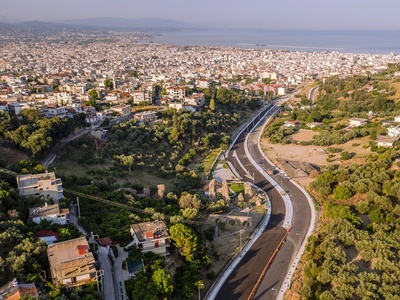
xmin=48 ymin=237 xmax=98 ymax=288
xmin=16 ymin=172 xmax=64 ymax=202
xmin=132 ymin=89 xmax=152 ymax=104
xmin=166 ymin=86 xmax=185 ymax=100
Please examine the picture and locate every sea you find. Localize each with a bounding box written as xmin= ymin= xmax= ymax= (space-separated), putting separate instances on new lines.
xmin=149 ymin=28 xmax=400 ymax=55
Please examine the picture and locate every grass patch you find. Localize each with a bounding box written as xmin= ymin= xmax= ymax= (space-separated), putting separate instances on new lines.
xmin=200 ymin=149 xmax=222 ymax=173
xmin=131 ymin=106 xmax=162 ymax=113
xmin=229 ymin=182 xmax=244 ymax=195
xmin=253 ymin=205 xmax=266 ymax=214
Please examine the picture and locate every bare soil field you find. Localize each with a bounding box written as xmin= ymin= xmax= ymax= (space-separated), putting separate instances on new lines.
xmin=0 ymin=140 xmax=30 ymax=165
xmin=261 ymin=130 xmax=372 ymax=187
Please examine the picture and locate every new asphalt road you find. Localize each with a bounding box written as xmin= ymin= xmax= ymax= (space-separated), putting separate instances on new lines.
xmin=214 ymin=103 xmax=313 ymax=300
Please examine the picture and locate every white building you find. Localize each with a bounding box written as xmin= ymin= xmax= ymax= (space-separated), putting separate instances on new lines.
xmin=130 ymin=221 xmax=170 ymax=256
xmin=48 ymin=237 xmax=98 ymax=288
xmin=16 ymin=172 xmax=64 ymax=202
xmin=376 ymin=135 xmax=398 ymax=148
xmin=49 ymin=92 xmax=76 ymax=105
xmin=132 ymin=89 xmax=152 ymax=104
xmin=166 ymin=86 xmax=185 ymax=100
xmin=30 ymin=203 xmax=69 ymax=225
xmin=110 ymin=105 xmax=131 ymax=116
xmin=349 ymin=118 xmax=368 ymax=127
xmin=133 ymin=110 xmax=158 ymax=124
xmin=196 ymin=78 xmax=211 ymax=89
xmin=388 ymin=125 xmax=400 ymax=137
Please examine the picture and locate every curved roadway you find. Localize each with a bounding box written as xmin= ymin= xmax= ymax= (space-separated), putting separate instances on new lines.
xmin=214 ymin=103 xmax=313 ymax=300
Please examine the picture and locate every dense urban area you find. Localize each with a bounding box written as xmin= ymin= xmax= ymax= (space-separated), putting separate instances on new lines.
xmin=1 ymin=28 xmax=400 ymax=300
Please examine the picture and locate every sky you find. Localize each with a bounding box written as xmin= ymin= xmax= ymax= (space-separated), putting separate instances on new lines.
xmin=2 ymin=0 xmax=400 ymax=30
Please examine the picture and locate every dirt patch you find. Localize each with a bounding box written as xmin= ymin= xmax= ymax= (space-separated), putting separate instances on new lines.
xmin=0 ymin=142 xmax=30 ymax=165
xmin=345 ymin=246 xmax=371 ymax=273
xmin=261 ymin=130 xmax=372 ymax=187
xmin=390 ymin=81 xmax=400 ymax=100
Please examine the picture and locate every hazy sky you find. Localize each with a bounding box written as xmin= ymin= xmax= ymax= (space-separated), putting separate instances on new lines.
xmin=2 ymin=0 xmax=400 ymax=30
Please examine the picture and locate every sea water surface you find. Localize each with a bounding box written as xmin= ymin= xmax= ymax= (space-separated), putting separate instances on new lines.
xmin=150 ymin=28 xmax=400 ymax=54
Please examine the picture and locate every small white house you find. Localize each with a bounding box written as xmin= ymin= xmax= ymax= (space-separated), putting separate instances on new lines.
xmin=29 ymin=203 xmax=69 ymax=225
xmin=376 ymin=136 xmax=398 ymax=148
xmin=130 ymin=221 xmax=170 ymax=256
xmin=388 ymin=125 xmax=400 ymax=137
xmin=349 ymin=118 xmax=368 ymax=127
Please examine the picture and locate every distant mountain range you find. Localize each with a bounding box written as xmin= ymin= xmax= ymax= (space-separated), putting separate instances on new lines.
xmin=61 ymin=17 xmax=193 ymax=29
xmin=0 ymin=17 xmax=197 ymax=34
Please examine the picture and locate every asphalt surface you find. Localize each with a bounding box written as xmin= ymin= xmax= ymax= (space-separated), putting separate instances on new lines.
xmin=41 ymin=127 xmax=92 ymax=168
xmin=98 ymin=246 xmax=116 ymax=300
xmin=214 ymin=103 xmax=313 ymax=300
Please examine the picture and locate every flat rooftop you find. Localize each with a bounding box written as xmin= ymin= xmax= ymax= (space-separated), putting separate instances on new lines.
xmin=48 ymin=237 xmax=94 ymax=270
xmin=29 ymin=203 xmax=60 ymax=218
xmin=131 ymin=220 xmax=168 ymax=242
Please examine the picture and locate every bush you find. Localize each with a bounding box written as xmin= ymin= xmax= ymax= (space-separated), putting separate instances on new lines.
xmin=333 ymin=185 xmax=354 ymax=200
xmin=206 ymin=271 xmax=216 ymax=280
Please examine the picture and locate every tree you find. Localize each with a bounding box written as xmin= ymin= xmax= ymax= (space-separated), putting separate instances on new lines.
xmin=181 ymin=207 xmax=199 ymax=220
xmin=152 ymin=268 xmax=173 ymax=296
xmin=88 ymin=89 xmax=99 ymax=102
xmin=333 ymin=185 xmax=354 ymax=200
xmin=179 ymin=193 xmax=201 ymax=209
xmin=169 ymin=224 xmax=198 ymax=262
xmin=116 ymin=154 xmax=134 ymax=172
xmin=104 ymin=78 xmax=114 ymax=90
xmin=209 ymin=98 xmax=216 ymax=111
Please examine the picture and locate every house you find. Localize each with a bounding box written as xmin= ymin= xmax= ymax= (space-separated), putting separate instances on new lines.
xmin=133 ymin=111 xmax=158 ymax=124
xmin=283 ymin=120 xmax=300 ymax=128
xmin=349 ymin=117 xmax=368 ymax=127
xmin=47 ymin=237 xmax=98 ymax=288
xmin=46 ymin=106 xmax=68 ymax=118
xmin=196 ymin=78 xmax=211 ymax=89
xmin=130 ymin=220 xmax=170 ymax=256
xmin=7 ymin=102 xmax=24 ymax=115
xmin=185 ymin=93 xmax=205 ymax=107
xmin=16 ymin=172 xmax=64 ymax=202
xmin=0 ymin=279 xmax=38 ymax=299
xmin=306 ymin=122 xmax=322 ymax=129
xmin=388 ymin=125 xmax=400 ymax=137
xmin=277 ymin=87 xmax=287 ymax=96
xmin=376 ymin=136 xmax=398 ymax=148
xmin=168 ymin=102 xmax=184 ymax=111
xmin=110 ymin=105 xmax=131 ymax=116
xmin=160 ymin=96 xmax=173 ymax=105
xmin=36 ymin=230 xmax=59 ymax=245
xmin=29 ymin=203 xmax=69 ymax=225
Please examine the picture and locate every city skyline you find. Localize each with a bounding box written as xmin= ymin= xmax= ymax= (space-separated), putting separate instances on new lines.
xmin=2 ymin=0 xmax=400 ymax=30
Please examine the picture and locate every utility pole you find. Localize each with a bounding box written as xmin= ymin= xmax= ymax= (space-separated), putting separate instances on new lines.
xmin=76 ymin=196 xmax=81 ymax=218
